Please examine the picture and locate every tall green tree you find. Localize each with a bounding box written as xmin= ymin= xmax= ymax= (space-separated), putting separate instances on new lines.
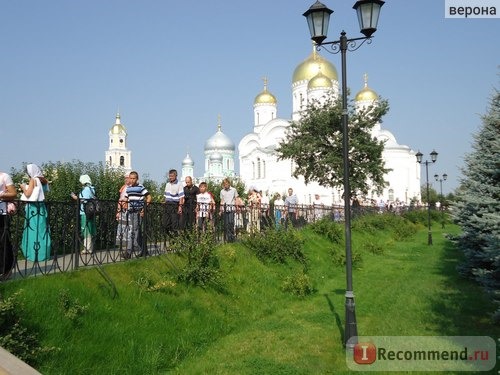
xmin=452 ymin=87 xmax=500 ymax=322
xmin=420 ymin=184 xmax=439 ymax=205
xmin=277 ymin=95 xmax=390 ymax=195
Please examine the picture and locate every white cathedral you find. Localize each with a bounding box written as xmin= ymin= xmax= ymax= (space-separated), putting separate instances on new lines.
xmin=105 ymin=48 xmax=422 ymax=206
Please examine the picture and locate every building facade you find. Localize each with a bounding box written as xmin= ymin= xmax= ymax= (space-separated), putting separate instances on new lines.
xmin=238 ymin=48 xmax=421 ymax=206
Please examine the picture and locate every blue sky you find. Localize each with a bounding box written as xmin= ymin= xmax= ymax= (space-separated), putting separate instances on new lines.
xmin=0 ymin=0 xmax=498 ymax=194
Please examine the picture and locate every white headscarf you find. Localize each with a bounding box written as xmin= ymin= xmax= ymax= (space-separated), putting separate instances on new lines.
xmin=79 ymin=174 xmax=92 ymax=185
xmin=26 ymin=163 xmax=43 ymax=179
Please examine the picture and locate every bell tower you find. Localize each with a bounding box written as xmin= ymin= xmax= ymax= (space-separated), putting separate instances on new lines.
xmin=105 ymin=113 xmax=132 ymax=173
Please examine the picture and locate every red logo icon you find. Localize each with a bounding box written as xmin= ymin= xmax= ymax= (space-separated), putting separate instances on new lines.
xmin=353 ymin=342 xmax=376 ymax=364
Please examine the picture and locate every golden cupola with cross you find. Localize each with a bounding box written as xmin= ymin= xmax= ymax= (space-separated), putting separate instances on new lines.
xmin=355 ymin=73 xmax=379 ymax=103
xmin=253 ymin=77 xmax=277 ymax=130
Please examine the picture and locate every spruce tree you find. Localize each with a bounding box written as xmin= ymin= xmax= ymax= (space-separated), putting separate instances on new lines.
xmin=453 ymin=87 xmax=500 ymax=321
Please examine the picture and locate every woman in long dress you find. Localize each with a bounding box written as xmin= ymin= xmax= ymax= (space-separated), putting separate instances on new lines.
xmin=20 ymin=164 xmax=51 ymax=262
xmin=71 ymin=174 xmax=96 ymax=254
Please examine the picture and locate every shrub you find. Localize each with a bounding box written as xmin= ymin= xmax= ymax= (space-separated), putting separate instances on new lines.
xmin=392 ymin=220 xmax=418 ymax=241
xmin=174 ymin=230 xmax=222 ymax=288
xmin=330 ymin=246 xmax=363 ymax=268
xmin=0 ymin=291 xmax=58 ymax=366
xmin=58 ymin=288 xmax=89 ymax=323
xmin=353 ymin=213 xmax=418 ymax=242
xmin=309 ymin=218 xmax=344 ymax=244
xmin=363 ymin=241 xmax=384 ymax=255
xmin=242 ymin=227 xmax=306 ymax=265
xmin=402 ymin=209 xmax=441 ymax=226
xmin=281 ymin=271 xmax=314 ymax=297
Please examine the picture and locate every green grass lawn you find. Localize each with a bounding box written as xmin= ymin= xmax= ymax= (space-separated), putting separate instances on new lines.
xmin=0 ymin=218 xmax=498 ymax=374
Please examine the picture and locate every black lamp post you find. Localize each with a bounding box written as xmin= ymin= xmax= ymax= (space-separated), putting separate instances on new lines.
xmin=303 ymin=0 xmax=384 ymax=350
xmin=416 ymin=150 xmax=438 ymax=245
xmin=434 ymin=173 xmax=447 ymax=228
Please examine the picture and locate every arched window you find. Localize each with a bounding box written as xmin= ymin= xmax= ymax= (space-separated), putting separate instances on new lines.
xmin=252 ymin=162 xmax=255 ymax=179
xmin=257 ymin=158 xmax=261 ymax=179
xmin=120 ymin=156 xmax=125 ymax=166
xmin=262 ymin=160 xmax=266 ymax=179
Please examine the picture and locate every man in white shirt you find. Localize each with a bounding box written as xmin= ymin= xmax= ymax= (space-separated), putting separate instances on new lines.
xmin=219 ymin=178 xmax=239 ymax=242
xmin=163 ymin=169 xmax=184 ymax=236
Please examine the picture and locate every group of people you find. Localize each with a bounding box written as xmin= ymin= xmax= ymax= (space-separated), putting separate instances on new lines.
xmin=115 ymin=169 xmax=216 ymax=257
xmin=0 ymin=164 xmax=51 ymax=279
xmin=0 ymin=164 xmax=307 ymax=274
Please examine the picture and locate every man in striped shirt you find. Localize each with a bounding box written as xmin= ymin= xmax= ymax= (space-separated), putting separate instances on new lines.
xmin=123 ymin=171 xmax=151 ymax=259
xmin=163 ymin=169 xmax=184 ymax=236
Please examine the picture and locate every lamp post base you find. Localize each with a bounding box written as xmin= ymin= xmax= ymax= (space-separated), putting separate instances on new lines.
xmin=344 ymin=294 xmax=358 ymax=349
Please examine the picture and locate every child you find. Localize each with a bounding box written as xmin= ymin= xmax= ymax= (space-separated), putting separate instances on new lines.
xmin=196 ymin=182 xmax=215 ymax=232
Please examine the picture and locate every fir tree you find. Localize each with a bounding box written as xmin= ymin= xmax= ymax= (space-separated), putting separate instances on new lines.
xmin=453 ymin=87 xmax=500 ymax=322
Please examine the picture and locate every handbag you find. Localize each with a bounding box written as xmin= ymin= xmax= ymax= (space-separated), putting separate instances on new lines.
xmin=20 ymin=178 xmax=44 ymax=202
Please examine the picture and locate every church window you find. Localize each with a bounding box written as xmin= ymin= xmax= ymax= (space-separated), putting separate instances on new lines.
xmin=227 ymin=159 xmax=230 ymax=170
xmin=120 ymin=139 xmax=124 ymax=144
xmin=262 ymin=160 xmax=266 ymax=178
xmin=109 ymin=156 xmax=112 ymax=164
xmin=257 ymin=112 xmax=259 ymax=123
xmin=120 ymin=156 xmax=125 ymax=166
xmin=257 ymin=158 xmax=261 ymax=179
xmin=252 ymin=162 xmax=255 ymax=179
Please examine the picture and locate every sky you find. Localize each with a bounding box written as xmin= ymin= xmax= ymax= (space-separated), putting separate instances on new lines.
xmin=0 ymin=0 xmax=498 ymax=195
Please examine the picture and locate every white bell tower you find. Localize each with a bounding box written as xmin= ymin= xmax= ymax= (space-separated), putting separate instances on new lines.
xmin=105 ymin=113 xmax=132 ymax=173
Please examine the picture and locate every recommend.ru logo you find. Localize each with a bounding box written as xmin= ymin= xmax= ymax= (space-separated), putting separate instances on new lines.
xmin=346 ymin=336 xmax=496 ymax=372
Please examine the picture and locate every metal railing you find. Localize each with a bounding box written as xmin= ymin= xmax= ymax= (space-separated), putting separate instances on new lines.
xmin=0 ymin=199 xmax=404 ymax=281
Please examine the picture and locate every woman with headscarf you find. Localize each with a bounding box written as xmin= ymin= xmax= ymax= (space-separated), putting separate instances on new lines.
xmin=71 ymin=174 xmax=96 ymax=254
xmin=20 ymin=163 xmax=51 ymax=262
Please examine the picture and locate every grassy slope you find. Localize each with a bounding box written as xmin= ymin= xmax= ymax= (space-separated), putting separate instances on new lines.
xmin=0 ymin=222 xmax=497 ymax=375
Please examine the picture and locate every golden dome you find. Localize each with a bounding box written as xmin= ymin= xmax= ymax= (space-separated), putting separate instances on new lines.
xmin=293 ymin=47 xmax=338 ymax=83
xmin=110 ymin=113 xmax=126 ymax=134
xmin=355 ymin=74 xmax=378 ymax=102
xmin=254 ymin=77 xmax=277 ymax=105
xmin=308 ymin=70 xmax=333 ymax=89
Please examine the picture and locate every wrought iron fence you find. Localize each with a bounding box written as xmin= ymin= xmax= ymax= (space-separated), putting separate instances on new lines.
xmin=0 ymin=198 xmax=395 ymax=281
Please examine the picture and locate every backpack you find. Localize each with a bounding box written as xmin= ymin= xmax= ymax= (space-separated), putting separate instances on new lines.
xmin=83 ymin=187 xmax=101 ymax=218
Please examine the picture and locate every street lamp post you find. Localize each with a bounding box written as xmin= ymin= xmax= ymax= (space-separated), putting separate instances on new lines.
xmin=303 ymin=0 xmax=384 ymax=349
xmin=416 ymin=150 xmax=438 ymax=245
xmin=434 ymin=173 xmax=447 ymax=228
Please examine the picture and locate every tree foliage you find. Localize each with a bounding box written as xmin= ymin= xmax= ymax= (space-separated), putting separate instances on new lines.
xmin=276 ymin=95 xmax=390 ymax=195
xmin=452 ymin=87 xmax=500 ymax=322
xmin=9 ymin=161 xmax=126 ymax=202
